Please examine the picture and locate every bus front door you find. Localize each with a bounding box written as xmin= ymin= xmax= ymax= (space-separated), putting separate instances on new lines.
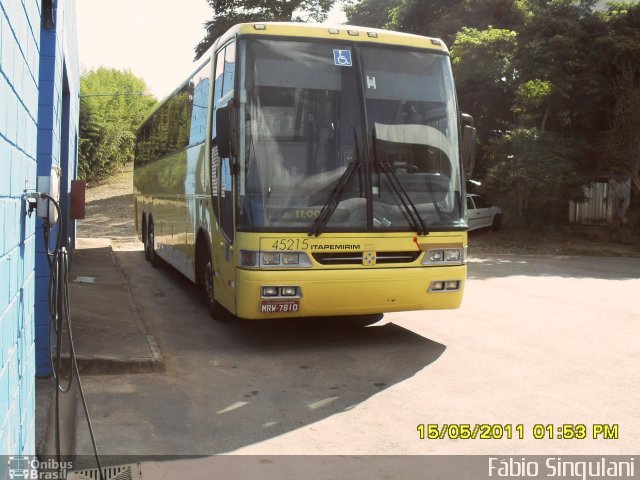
xmin=214 ymin=155 xmax=236 ymax=313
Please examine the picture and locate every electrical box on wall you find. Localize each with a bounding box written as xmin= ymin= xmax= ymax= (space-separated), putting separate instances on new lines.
xmin=37 ymin=165 xmax=61 ymax=223
xmin=70 ymin=180 xmax=86 ymax=219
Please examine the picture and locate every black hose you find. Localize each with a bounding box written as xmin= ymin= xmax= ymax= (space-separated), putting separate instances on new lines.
xmin=41 ymin=193 xmax=105 ymax=480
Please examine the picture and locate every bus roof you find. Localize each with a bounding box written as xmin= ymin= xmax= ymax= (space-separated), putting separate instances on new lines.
xmin=213 ymin=22 xmax=449 ymax=54
xmin=138 ymin=23 xmax=449 ymax=130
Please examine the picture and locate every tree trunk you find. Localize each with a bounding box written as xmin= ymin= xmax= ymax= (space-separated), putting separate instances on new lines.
xmin=278 ymin=0 xmax=299 ymax=20
xmin=540 ymin=104 xmax=550 ymax=132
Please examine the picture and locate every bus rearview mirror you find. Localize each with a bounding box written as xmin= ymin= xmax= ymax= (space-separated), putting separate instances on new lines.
xmin=461 ymin=113 xmax=476 ymax=179
xmin=462 ymin=125 xmax=476 ymax=178
xmin=216 ymin=104 xmax=231 ymax=158
xmin=215 ymin=101 xmax=238 ymax=159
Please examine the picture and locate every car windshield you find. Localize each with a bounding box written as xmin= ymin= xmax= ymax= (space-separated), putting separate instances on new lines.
xmin=236 ymin=38 xmax=465 ymax=232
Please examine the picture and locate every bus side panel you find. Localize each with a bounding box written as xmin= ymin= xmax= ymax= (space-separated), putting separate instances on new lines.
xmin=134 ymin=150 xmax=197 ymax=282
xmin=133 ymin=163 xmax=145 ymax=243
xmin=133 ymin=55 xmax=214 ymax=284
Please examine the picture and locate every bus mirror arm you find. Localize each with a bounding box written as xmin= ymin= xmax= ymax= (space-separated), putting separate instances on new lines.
xmin=229 ymin=99 xmax=238 ymax=158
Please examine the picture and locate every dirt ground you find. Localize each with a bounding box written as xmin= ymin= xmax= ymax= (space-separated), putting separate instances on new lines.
xmin=77 ymin=164 xmax=640 ymax=257
xmin=77 ymin=164 xmax=139 ymax=248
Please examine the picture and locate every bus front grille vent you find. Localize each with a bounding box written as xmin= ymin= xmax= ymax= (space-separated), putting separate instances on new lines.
xmin=313 ymin=251 xmax=421 ymax=265
xmin=68 ymin=464 xmax=141 ymax=480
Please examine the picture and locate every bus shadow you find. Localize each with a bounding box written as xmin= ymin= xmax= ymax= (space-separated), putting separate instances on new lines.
xmin=207 ymin=315 xmax=446 ymax=453
xmin=76 ymin=248 xmax=447 ymax=456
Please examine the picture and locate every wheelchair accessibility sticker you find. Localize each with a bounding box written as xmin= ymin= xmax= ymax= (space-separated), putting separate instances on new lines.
xmin=333 ymin=49 xmax=352 ymax=66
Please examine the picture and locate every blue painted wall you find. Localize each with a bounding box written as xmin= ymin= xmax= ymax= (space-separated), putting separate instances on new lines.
xmin=0 ymin=0 xmax=79 ymax=457
xmin=35 ymin=0 xmax=79 ymax=378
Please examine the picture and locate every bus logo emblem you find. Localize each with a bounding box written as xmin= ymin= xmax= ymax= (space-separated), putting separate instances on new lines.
xmin=333 ymin=49 xmax=352 ymax=67
xmin=363 ymin=251 xmax=376 ymax=266
xmin=8 ymin=456 xmax=32 ymax=479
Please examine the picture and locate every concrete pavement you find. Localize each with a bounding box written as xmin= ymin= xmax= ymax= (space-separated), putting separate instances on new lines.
xmin=36 ymin=238 xmax=163 ymax=459
xmin=65 ymin=238 xmax=163 ymax=374
xmin=43 ymin=243 xmax=640 ymax=479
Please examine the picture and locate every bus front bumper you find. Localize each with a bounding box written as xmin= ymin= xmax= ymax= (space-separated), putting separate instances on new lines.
xmin=235 ymin=265 xmax=466 ymax=319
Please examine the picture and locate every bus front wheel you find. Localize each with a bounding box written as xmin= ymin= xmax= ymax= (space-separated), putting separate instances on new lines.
xmin=200 ymin=247 xmax=225 ymax=320
xmin=147 ymin=219 xmax=164 ymax=268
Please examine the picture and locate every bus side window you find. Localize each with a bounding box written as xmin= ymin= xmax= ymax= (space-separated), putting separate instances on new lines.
xmin=211 ymin=48 xmax=225 ymax=223
xmin=213 ymin=47 xmax=226 ymax=133
xmin=211 ymin=42 xmax=235 ymax=136
xmin=134 ymin=124 xmax=149 ymax=166
xmin=188 ymin=60 xmax=211 ymax=146
xmin=222 ymin=42 xmax=235 ymax=97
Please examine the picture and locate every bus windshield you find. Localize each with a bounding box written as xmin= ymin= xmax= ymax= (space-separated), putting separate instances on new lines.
xmin=237 ymin=38 xmax=464 ymax=232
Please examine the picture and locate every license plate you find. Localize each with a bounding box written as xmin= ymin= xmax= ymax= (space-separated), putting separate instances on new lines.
xmin=260 ymin=300 xmax=299 ymax=314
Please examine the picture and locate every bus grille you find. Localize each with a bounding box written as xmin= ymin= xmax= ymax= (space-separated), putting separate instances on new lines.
xmin=312 ymin=251 xmax=421 ymax=265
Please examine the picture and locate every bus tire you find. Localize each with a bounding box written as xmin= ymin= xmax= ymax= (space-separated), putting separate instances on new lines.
xmin=199 ymin=246 xmax=225 ymax=320
xmin=147 ymin=219 xmax=165 ymax=268
xmin=142 ymin=214 xmax=151 ymax=261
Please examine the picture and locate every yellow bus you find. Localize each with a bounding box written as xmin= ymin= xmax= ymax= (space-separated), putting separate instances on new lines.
xmin=133 ymin=22 xmax=475 ymax=320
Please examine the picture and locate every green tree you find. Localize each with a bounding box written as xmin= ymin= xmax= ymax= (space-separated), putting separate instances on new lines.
xmin=387 ymin=0 xmax=465 ymax=42
xmin=343 ymin=0 xmax=401 ymax=29
xmin=79 ymin=68 xmax=156 ymax=183
xmin=450 ymin=27 xmax=519 ymax=145
xmin=344 ymin=0 xmax=525 ymax=45
xmin=195 ymin=0 xmax=337 ymax=59
xmin=606 ymin=69 xmax=640 ymax=191
xmin=483 ymin=129 xmax=587 ymax=226
xmin=515 ymin=0 xmax=609 ymax=134
xmin=514 ymin=79 xmax=553 ymax=130
xmin=344 ymin=0 xmax=640 ymax=205
xmin=600 ymin=2 xmax=640 ymax=191
xmin=447 ymin=5 xmax=599 ymax=220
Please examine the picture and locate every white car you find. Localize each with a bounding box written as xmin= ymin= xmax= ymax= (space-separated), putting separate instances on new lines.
xmin=467 ymin=194 xmax=503 ymax=231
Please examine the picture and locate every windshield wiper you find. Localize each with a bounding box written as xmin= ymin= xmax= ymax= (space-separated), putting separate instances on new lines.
xmin=372 ymin=126 xmax=429 ymax=236
xmin=308 ymin=159 xmax=361 ymax=237
xmin=308 ymin=131 xmax=362 ymax=237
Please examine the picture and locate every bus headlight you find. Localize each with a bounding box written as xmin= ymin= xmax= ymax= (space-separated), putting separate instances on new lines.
xmin=262 ymin=252 xmax=281 ymax=265
xmin=445 ymin=250 xmax=461 ymax=262
xmin=281 ymin=252 xmax=300 ymax=265
xmin=427 ymin=250 xmax=444 ymax=262
xmin=239 ymin=250 xmax=312 ymax=268
xmin=280 ymin=286 xmax=297 ymax=296
xmin=445 ymin=280 xmax=460 ymax=290
xmin=422 ymin=248 xmax=465 ymax=265
xmin=429 ymin=280 xmax=461 ymax=292
xmin=260 ymin=286 xmax=301 ymax=298
xmin=240 ymin=250 xmax=259 ymax=267
xmin=262 ymin=286 xmax=279 ymax=296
